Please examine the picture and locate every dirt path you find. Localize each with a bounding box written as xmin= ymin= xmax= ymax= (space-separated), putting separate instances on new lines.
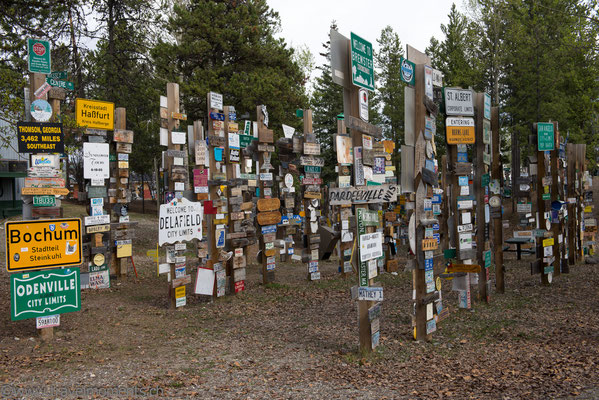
xmin=0 ymin=203 xmax=597 ymax=399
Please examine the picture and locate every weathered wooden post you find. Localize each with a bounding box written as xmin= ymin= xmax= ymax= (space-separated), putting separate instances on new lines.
xmin=535 ymin=122 xmax=553 ymax=285
xmin=491 ymin=107 xmax=504 ymax=293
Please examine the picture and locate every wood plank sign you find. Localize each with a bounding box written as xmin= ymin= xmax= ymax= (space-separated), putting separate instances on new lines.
xmin=446 ymin=117 xmax=475 ymax=144
xmin=5 ymin=218 xmax=82 ymax=272
xmin=303 ymin=143 xmax=321 ymax=155
xmin=300 ymin=156 xmax=325 ymax=167
xmin=257 ymin=198 xmax=280 ymax=212
xmin=113 ymin=129 xmax=134 ymax=143
xmin=257 ymin=211 xmax=282 ymax=225
xmin=329 ymin=184 xmax=398 ymax=205
xmin=158 ymin=198 xmax=203 ymax=246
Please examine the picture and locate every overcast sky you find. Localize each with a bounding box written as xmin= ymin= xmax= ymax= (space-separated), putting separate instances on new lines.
xmin=268 ymin=0 xmax=462 ymax=84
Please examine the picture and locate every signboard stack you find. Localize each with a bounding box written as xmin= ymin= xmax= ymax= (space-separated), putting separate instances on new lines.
xmin=275 ymin=120 xmax=299 ymax=263
xmin=256 ymin=105 xmax=278 ymax=283
xmin=157 ymin=83 xmax=195 ymax=308
xmin=78 ymin=99 xmax=113 ymax=288
xmin=490 ymin=105 xmax=505 ymax=292
xmin=334 ymin=120 xmax=354 ymax=277
xmin=9 ymin=41 xmax=82 ymax=340
xmin=300 ymin=110 xmax=322 ymax=281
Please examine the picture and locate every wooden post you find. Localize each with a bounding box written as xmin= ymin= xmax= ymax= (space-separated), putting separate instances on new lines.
xmin=491 ymin=107 xmax=504 ymax=293
xmin=535 ymin=123 xmax=550 ymax=285
xmin=474 ymin=93 xmax=489 ymax=303
xmin=550 ymin=122 xmax=561 ymax=277
xmin=336 ymin=118 xmax=352 ymax=278
xmin=112 ymin=107 xmax=126 ymax=278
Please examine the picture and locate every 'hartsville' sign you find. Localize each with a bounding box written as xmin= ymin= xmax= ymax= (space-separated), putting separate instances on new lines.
xmin=329 ymin=184 xmax=398 ymax=205
xmin=159 ymin=197 xmax=203 ymax=246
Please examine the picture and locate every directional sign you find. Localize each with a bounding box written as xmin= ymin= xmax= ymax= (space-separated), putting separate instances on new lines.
xmin=11 ymin=268 xmax=80 ymax=321
xmin=46 ymin=77 xmax=74 ymax=91
xmin=5 ymin=218 xmax=82 ymax=272
xmin=28 ymin=38 xmax=51 ymax=74
xmin=350 ymin=32 xmax=374 ymax=91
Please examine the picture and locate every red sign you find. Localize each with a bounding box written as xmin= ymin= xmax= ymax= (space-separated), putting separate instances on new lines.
xmin=234 ymin=280 xmax=245 ymax=293
xmin=33 ymin=42 xmax=46 ymax=56
xmin=302 ymin=177 xmax=323 ymax=185
xmin=193 ymin=169 xmax=208 ymax=187
xmin=203 ymin=200 xmax=217 ymax=214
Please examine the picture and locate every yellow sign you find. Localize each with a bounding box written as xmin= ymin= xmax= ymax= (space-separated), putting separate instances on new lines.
xmin=543 ymin=238 xmax=554 ymax=247
xmin=75 ymin=98 xmax=114 ymax=130
xmin=585 ymin=206 xmax=593 ymax=213
xmin=22 ymin=187 xmax=69 ymax=196
xmin=116 ymin=243 xmax=132 ymax=258
xmin=446 ymin=117 xmax=475 ymax=144
xmin=175 ymin=286 xmax=185 ymax=298
xmin=5 ymin=218 xmax=82 ymax=272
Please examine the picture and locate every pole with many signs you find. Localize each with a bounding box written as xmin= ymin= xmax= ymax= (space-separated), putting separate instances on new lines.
xmin=490 ymin=107 xmax=505 ymax=293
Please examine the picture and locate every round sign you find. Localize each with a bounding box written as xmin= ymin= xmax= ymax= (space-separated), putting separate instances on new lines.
xmin=546 ymin=218 xmax=551 ymax=230
xmin=401 ymin=59 xmax=414 ymax=83
xmin=284 ymin=173 xmax=293 ymax=188
xmin=408 ymin=214 xmax=416 ymax=254
xmin=425 ymin=141 xmax=434 ymax=159
xmin=435 ymin=276 xmax=442 ymax=291
xmin=30 ymin=99 xmax=52 ymax=122
xmin=358 ymin=88 xmax=369 ymax=122
xmin=547 ymin=271 xmax=553 ymax=284
xmin=489 ymin=196 xmax=501 ymax=208
xmin=93 ymin=253 xmax=105 ymax=267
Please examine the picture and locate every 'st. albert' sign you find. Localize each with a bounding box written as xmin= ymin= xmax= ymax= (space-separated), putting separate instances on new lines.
xmin=159 ymin=197 xmax=203 ymax=246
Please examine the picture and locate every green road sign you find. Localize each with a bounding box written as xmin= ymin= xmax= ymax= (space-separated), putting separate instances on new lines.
xmin=482 ymin=173 xmax=490 ymax=187
xmin=11 ymin=268 xmax=81 ymax=321
xmin=350 ymin=32 xmax=374 ymax=91
xmin=28 ymin=38 xmax=51 ymax=74
xmin=48 ymin=71 xmax=67 ymax=80
xmin=240 ymin=134 xmax=256 ymax=148
xmin=484 ymin=249 xmax=492 ymax=268
xmin=46 ymin=77 xmax=74 ymax=91
xmin=33 ymin=195 xmax=56 ymax=207
xmin=537 ymin=123 xmax=555 ymax=151
xmin=542 ymin=193 xmax=551 ymax=200
xmin=304 ymin=165 xmax=321 ymax=174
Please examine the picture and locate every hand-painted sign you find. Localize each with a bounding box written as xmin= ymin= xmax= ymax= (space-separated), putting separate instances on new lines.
xmin=28 ymin=38 xmax=51 ymax=74
xmin=350 ymin=32 xmax=374 ymax=91
xmin=359 ymin=232 xmax=383 ymax=262
xmin=83 ymin=142 xmax=109 ymax=179
xmin=75 ymin=98 xmax=115 ymax=130
xmin=11 ymin=268 xmax=80 ymax=321
xmin=17 ymin=122 xmax=64 ymax=153
xmin=329 ymin=184 xmax=398 ymax=205
xmin=158 ymin=197 xmax=203 ymax=246
xmin=5 ymin=218 xmax=82 ymax=272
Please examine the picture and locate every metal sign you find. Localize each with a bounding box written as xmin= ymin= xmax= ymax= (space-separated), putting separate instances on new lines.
xmin=28 ymin=38 xmax=51 ymax=74
xmin=75 ymin=98 xmax=115 ymax=130
xmin=17 ymin=121 xmax=64 ymax=153
xmin=83 ymin=142 xmax=109 ymax=179
xmin=11 ymin=268 xmax=80 ymax=321
xmin=400 ymin=57 xmax=415 ymax=86
xmin=444 ymin=88 xmax=474 ymax=116
xmin=159 ymin=198 xmax=203 ymax=246
xmin=537 ymin=123 xmax=555 ymax=151
xmin=330 ymin=29 xmax=350 ymax=88
xmin=350 ymin=32 xmax=375 ymax=91
xmin=5 ymin=218 xmax=82 ymax=272
xmin=359 ymin=88 xmax=369 ymax=122
xmin=446 ymin=117 xmax=475 ymax=144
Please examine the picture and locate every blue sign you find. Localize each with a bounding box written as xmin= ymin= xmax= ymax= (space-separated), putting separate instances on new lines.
xmin=210 ymin=111 xmax=225 ymax=121
xmin=266 ymin=263 xmax=276 ymax=271
xmin=425 ymin=258 xmax=433 ymax=271
xmin=425 ymin=159 xmax=435 ymax=171
xmin=432 ymin=194 xmax=442 ymax=204
xmin=458 ymin=176 xmax=469 ymax=186
xmin=261 ymin=224 xmax=277 ymax=234
xmin=457 ymin=152 xmax=468 ymax=163
xmin=216 ymin=229 xmax=225 ymax=248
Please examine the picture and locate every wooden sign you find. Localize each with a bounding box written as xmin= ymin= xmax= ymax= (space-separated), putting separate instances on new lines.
xmin=87 ymin=224 xmax=110 ymax=234
xmin=302 ymin=177 xmax=322 ymax=185
xmin=304 ymin=191 xmax=322 ymax=199
xmin=32 ymin=207 xmax=61 ymax=218
xmin=345 ymin=115 xmax=383 ymax=138
xmin=329 ymin=184 xmax=398 ymax=205
xmin=171 ymin=275 xmax=192 ymax=288
xmin=448 ymin=263 xmax=481 ymax=273
xmin=258 ymin=127 xmax=274 ymax=143
xmin=170 ymin=112 xmax=187 ymax=120
xmin=113 ymin=129 xmax=134 ymax=143
xmin=422 ymin=238 xmax=438 ymax=251
xmin=300 ymin=156 xmax=325 ymax=167
xmin=207 ymin=135 xmax=226 ymax=147
xmin=257 ymin=198 xmax=280 ymax=212
xmin=116 ymin=143 xmax=132 ymax=153
xmin=22 ymin=187 xmax=69 ymax=196
xmin=265 ymin=248 xmax=276 ymax=257
xmin=303 ymin=143 xmax=321 ymax=155
xmin=257 ymin=211 xmax=282 ymax=225
xmin=233 ymin=256 xmax=246 ymax=269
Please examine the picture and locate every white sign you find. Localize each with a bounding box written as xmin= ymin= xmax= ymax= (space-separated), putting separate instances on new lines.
xmin=83 ymin=143 xmax=109 ymax=179
xmin=357 ymin=286 xmax=383 ymax=301
xmin=171 ymin=131 xmax=186 ymax=144
xmin=432 ymin=68 xmax=443 ymax=87
xmin=446 ymin=117 xmax=475 ymax=127
xmin=209 ymin=92 xmax=223 ymax=111
xmin=31 ymin=154 xmax=59 ymax=169
xmin=284 ymin=173 xmax=293 ymax=188
xmin=159 ymin=197 xmax=203 ymax=246
xmin=424 ymin=65 xmax=433 ymax=100
xmin=358 ymin=88 xmax=368 ymax=122
xmin=36 ymin=314 xmax=60 ymax=329
xmin=444 ymin=88 xmax=474 ymax=116
xmin=85 ymin=214 xmax=110 ymax=226
xmin=282 ymin=124 xmax=295 ymax=139
xmin=228 ymin=132 xmax=240 ymax=149
xmin=359 ymin=232 xmax=383 ymax=262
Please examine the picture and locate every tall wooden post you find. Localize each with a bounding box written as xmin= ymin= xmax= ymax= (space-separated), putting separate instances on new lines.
xmin=474 ymin=93 xmax=489 ymax=303
xmin=566 ymin=143 xmax=577 ymax=265
xmin=491 ymin=107 xmax=504 ymax=293
xmin=336 ymin=118 xmax=352 ymax=278
xmin=550 ymin=122 xmax=561 ymax=277
xmin=535 ymin=123 xmax=550 ymax=285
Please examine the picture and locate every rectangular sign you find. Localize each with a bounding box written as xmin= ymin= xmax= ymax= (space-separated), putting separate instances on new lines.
xmin=350 ymin=32 xmax=375 ymax=91
xmin=444 ymin=88 xmax=474 ymax=116
xmin=33 ymin=195 xmax=56 ymax=207
xmin=359 ymin=232 xmax=383 ymax=262
xmin=357 ymin=286 xmax=383 ymax=301
xmin=11 ymin=268 xmax=80 ymax=321
xmin=75 ymin=98 xmax=115 ymax=130
xmin=5 ymin=218 xmax=82 ymax=272
xmin=159 ymin=198 xmax=203 ymax=246
xmin=28 ymin=38 xmax=51 ymax=74
xmin=17 ymin=122 xmax=64 ymax=153
xmin=83 ymin=142 xmax=109 ymax=179
xmin=537 ymin=122 xmax=555 ymax=151
xmin=446 ymin=117 xmax=475 ymax=144
xmin=36 ymin=314 xmax=60 ymax=329
xmin=329 ymin=184 xmax=398 ymax=205
xmin=85 ymin=215 xmax=110 ymax=226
